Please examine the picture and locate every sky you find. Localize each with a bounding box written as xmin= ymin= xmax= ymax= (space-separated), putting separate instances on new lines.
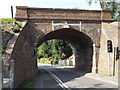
xmin=0 ymin=0 xmax=101 ymax=18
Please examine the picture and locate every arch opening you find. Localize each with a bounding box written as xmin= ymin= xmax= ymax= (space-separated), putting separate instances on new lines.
xmin=37 ymin=39 xmax=74 ymax=66
xmin=37 ymin=28 xmax=93 ymax=72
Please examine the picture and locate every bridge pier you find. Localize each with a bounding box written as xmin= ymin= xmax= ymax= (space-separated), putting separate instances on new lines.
xmin=75 ymin=44 xmax=93 ymax=72
xmin=75 ymin=46 xmax=85 ymax=71
xmin=12 ymin=23 xmax=38 ymax=86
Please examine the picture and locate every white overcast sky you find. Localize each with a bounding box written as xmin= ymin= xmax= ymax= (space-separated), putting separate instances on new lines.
xmin=0 ymin=0 xmax=101 ymax=18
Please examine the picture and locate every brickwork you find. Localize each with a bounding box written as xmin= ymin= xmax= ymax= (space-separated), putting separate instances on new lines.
xmin=16 ymin=7 xmax=28 ymax=19
xmin=102 ymin=11 xmax=112 ymax=20
xmin=98 ymin=22 xmax=119 ymax=76
xmin=12 ymin=22 xmax=38 ymax=86
xmin=15 ymin=6 xmax=112 ymax=21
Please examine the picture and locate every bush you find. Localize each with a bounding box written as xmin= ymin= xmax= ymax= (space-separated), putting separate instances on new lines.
xmin=13 ymin=22 xmax=22 ymax=33
xmin=0 ymin=18 xmax=22 ymax=33
xmin=0 ymin=18 xmax=16 ymax=23
xmin=39 ymin=58 xmax=51 ymax=64
xmin=51 ymin=59 xmax=58 ymax=65
xmin=19 ymin=76 xmax=37 ymax=88
xmin=39 ymin=58 xmax=45 ymax=63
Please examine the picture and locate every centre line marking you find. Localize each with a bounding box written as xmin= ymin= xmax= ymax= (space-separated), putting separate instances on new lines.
xmin=41 ymin=67 xmax=71 ymax=90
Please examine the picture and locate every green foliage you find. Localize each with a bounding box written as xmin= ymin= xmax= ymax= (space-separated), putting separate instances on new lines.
xmin=52 ymin=39 xmax=73 ymax=60
xmin=1 ymin=42 xmax=7 ymax=54
xmin=9 ymin=31 xmax=15 ymax=36
xmin=37 ymin=39 xmax=73 ymax=64
xmin=87 ymin=0 xmax=120 ymax=20
xmin=19 ymin=76 xmax=37 ymax=88
xmin=37 ymin=42 xmax=51 ymax=59
xmin=100 ymin=2 xmax=119 ymax=20
xmin=13 ymin=22 xmax=22 ymax=32
xmin=0 ymin=18 xmax=16 ymax=23
xmin=0 ymin=18 xmax=22 ymax=33
xmin=0 ymin=18 xmax=22 ymax=54
xmin=39 ymin=58 xmax=50 ymax=64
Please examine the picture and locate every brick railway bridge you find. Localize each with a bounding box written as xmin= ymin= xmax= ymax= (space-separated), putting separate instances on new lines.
xmin=11 ymin=6 xmax=119 ymax=86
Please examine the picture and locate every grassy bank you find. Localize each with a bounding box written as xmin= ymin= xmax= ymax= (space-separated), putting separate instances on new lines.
xmin=19 ymin=76 xmax=37 ymax=88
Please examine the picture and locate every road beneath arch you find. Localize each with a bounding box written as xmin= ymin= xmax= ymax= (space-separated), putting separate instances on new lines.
xmin=34 ymin=64 xmax=117 ymax=89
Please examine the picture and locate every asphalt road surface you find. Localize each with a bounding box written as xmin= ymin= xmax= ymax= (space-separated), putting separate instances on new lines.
xmin=34 ymin=64 xmax=118 ymax=89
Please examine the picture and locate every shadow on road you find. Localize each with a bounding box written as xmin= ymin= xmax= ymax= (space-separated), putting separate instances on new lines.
xmin=35 ymin=64 xmax=88 ymax=88
xmin=33 ymin=64 xmax=118 ymax=89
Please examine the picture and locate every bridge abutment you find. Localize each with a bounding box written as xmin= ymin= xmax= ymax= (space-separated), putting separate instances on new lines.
xmin=12 ymin=22 xmax=38 ymax=86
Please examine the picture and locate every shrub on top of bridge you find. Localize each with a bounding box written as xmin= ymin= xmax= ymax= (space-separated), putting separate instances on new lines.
xmin=0 ymin=18 xmax=16 ymax=23
xmin=0 ymin=18 xmax=22 ymax=54
xmin=0 ymin=18 xmax=22 ymax=33
xmin=13 ymin=21 xmax=22 ymax=33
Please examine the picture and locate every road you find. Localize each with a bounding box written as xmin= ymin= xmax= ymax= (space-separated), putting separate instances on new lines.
xmin=34 ymin=64 xmax=118 ymax=89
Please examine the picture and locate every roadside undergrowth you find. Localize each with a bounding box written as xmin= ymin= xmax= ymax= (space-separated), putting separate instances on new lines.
xmin=19 ymin=75 xmax=37 ymax=88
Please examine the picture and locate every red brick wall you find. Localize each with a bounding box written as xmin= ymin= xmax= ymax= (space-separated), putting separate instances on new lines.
xmin=102 ymin=10 xmax=112 ymax=20
xmin=15 ymin=6 xmax=112 ymax=21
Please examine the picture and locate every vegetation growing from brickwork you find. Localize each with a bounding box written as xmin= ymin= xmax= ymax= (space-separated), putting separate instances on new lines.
xmin=37 ymin=39 xmax=73 ymax=65
xmin=0 ymin=18 xmax=22 ymax=33
xmin=88 ymin=0 xmax=120 ymax=20
xmin=0 ymin=18 xmax=22 ymax=54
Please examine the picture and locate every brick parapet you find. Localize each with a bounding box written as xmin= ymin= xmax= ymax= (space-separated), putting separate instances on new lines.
xmin=15 ymin=6 xmax=112 ymax=21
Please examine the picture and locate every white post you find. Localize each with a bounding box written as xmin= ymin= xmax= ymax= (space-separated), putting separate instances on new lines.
xmin=92 ymin=43 xmax=97 ymax=73
xmin=52 ymin=21 xmax=54 ymax=31
xmin=80 ymin=21 xmax=81 ymax=31
xmin=108 ymin=53 xmax=111 ymax=75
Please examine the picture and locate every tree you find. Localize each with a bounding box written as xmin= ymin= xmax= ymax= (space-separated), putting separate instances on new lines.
xmin=87 ymin=0 xmax=120 ymax=20
xmin=37 ymin=42 xmax=51 ymax=58
xmin=37 ymin=39 xmax=73 ymax=64
xmin=51 ymin=39 xmax=73 ymax=60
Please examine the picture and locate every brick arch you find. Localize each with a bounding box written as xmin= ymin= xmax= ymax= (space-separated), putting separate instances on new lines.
xmin=36 ymin=28 xmax=94 ymax=47
xmin=11 ymin=22 xmax=94 ymax=86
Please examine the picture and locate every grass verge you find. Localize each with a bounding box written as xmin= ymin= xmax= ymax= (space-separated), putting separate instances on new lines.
xmin=19 ymin=76 xmax=37 ymax=88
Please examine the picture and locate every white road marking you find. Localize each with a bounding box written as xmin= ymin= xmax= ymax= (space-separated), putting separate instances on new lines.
xmin=41 ymin=67 xmax=71 ymax=90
